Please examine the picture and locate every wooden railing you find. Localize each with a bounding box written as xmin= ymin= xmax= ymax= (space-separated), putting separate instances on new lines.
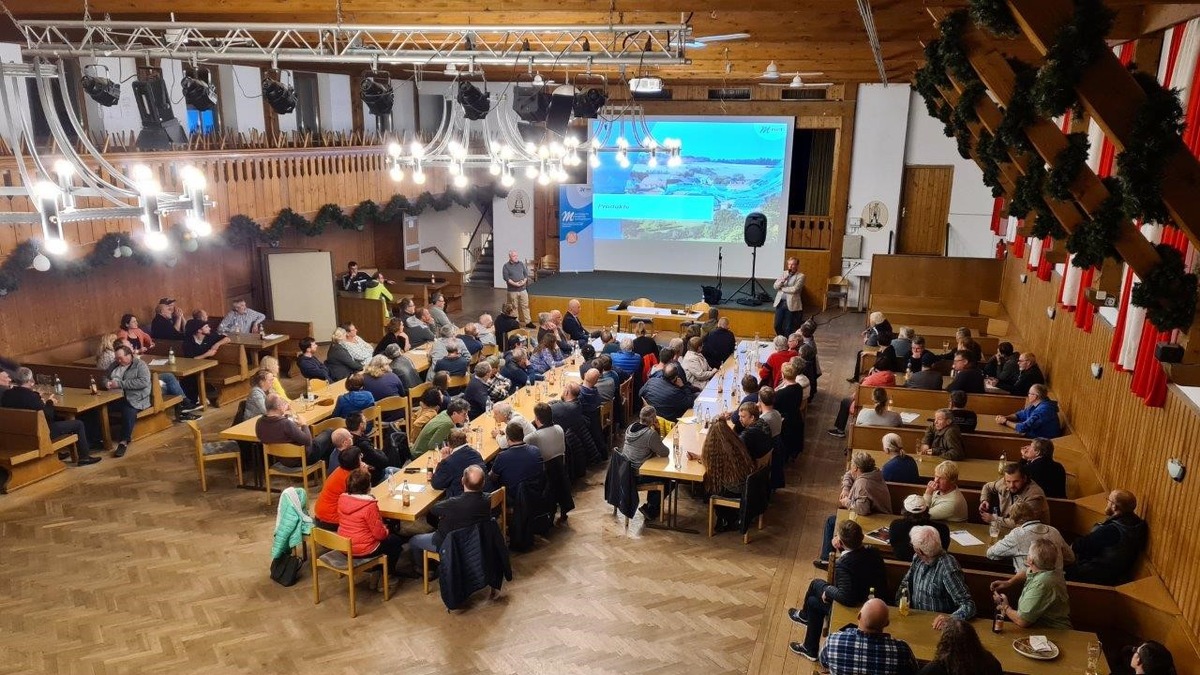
xmin=785 ymin=214 xmax=835 ymax=250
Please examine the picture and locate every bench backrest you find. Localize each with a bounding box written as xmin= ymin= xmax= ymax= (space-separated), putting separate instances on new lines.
xmin=23 ymin=363 xmax=167 ymax=412
xmin=882 ymin=481 xmax=1101 ymax=535
xmin=16 ymin=334 xmax=108 ymax=365
xmin=851 ymin=424 xmax=1027 ymax=461
xmin=262 ymin=319 xmax=312 ymax=357
xmin=855 ymin=385 xmax=1027 ymax=417
xmin=0 ymin=408 xmax=51 ymax=450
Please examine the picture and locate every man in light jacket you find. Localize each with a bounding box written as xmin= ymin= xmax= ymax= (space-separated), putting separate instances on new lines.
xmin=773 ymin=256 xmax=804 ymax=337
xmin=105 ymin=345 xmax=152 ymax=458
xmin=815 ymin=451 xmax=891 ymax=568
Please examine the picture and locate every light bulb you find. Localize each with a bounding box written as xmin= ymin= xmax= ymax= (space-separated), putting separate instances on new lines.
xmin=454 ymin=173 xmax=469 ymax=188
xmin=31 ymin=252 xmax=51 ymax=272
xmin=53 ymin=159 xmax=75 ymax=178
xmin=188 ymin=218 xmax=213 ymax=237
xmin=501 ymin=172 xmax=515 ymax=187
xmin=387 ymin=142 xmax=402 ymax=158
xmin=647 ymin=154 xmax=658 ymax=168
xmin=413 ymin=171 xmax=426 ymax=185
xmin=143 ymin=230 xmax=169 ymax=251
xmin=131 ymin=164 xmax=153 ymax=182
xmin=499 ymin=145 xmax=514 ymax=160
xmin=537 ymin=172 xmax=550 ymax=186
xmin=180 ymin=165 xmax=206 ymax=190
xmin=32 ymin=181 xmax=60 ymax=201
xmin=410 ymin=141 xmax=425 ymax=158
xmin=616 ymin=137 xmax=629 ymax=149
xmin=537 ymin=144 xmax=550 ymax=159
xmin=617 ymin=155 xmax=630 ymax=169
xmin=668 ymin=155 xmax=682 ymax=168
xmin=565 ymin=136 xmax=579 ymax=148
xmin=43 ymin=237 xmax=69 ymax=255
xmin=389 ymin=165 xmax=404 ymax=182
xmin=590 ymin=138 xmax=601 ymax=150
xmin=644 ymin=138 xmax=657 ymax=149
xmin=588 ymin=153 xmax=601 ymax=168
xmin=489 ymin=163 xmax=502 ymax=176
xmin=448 ymin=163 xmax=461 ymax=176
xmin=525 ymin=165 xmax=539 ymax=179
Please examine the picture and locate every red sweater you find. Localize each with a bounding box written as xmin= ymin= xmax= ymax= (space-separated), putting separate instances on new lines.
xmin=314 ymin=468 xmax=350 ymax=524
xmin=760 ymin=349 xmax=798 ymax=388
xmin=337 ymin=493 xmax=389 ymax=556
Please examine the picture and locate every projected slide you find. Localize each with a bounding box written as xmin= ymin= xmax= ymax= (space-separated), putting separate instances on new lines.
xmin=589 ymin=117 xmax=792 ymax=244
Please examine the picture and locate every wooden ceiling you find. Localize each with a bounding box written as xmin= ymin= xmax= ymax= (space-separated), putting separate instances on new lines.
xmin=3 ymin=0 xmax=1198 ymax=84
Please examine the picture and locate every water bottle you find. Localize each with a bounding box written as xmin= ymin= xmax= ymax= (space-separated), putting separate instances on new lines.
xmin=867 ymin=587 xmax=875 ymax=600
xmin=989 ymin=509 xmax=1001 ymax=543
xmin=168 ymin=348 xmax=176 ymax=365
xmin=54 ymin=375 xmax=63 ymax=396
xmin=485 ymin=398 xmax=493 ymax=413
xmin=401 ymin=479 xmax=411 ymax=506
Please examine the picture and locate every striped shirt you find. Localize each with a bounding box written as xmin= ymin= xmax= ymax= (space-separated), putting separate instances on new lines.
xmin=899 ymin=553 xmax=976 ymax=620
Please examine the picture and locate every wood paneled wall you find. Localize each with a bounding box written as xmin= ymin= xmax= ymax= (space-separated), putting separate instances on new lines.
xmin=869 ymin=255 xmax=1004 ymax=315
xmin=999 ymin=255 xmax=1200 ymax=642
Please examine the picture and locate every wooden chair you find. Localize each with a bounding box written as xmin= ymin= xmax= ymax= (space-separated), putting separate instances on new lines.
xmin=360 ymin=404 xmax=383 ymax=448
xmin=598 ymin=400 xmax=615 ymax=445
xmin=618 ymin=378 xmax=633 ymax=426
xmin=827 ymin=275 xmax=851 ymax=310
xmin=310 ymin=416 xmax=346 ymax=437
xmin=376 ymin=395 xmax=409 ymax=435
xmin=630 ymin=297 xmax=655 ymax=308
xmin=445 ymin=374 xmax=470 ymax=393
xmin=307 ymin=378 xmax=328 ymax=393
xmin=690 ymin=300 xmax=710 ymax=314
xmin=707 ymin=464 xmax=770 ymax=543
xmin=408 ymin=381 xmax=431 ymax=411
xmin=263 ymin=442 xmax=326 ymax=505
xmin=630 ymin=297 xmax=656 ymax=327
xmin=185 ymin=420 xmax=243 ymax=492
xmin=309 ymin=528 xmax=390 ymax=618
xmin=425 ymin=487 xmax=507 ymax=594
xmin=480 ymin=344 xmax=499 ymax=359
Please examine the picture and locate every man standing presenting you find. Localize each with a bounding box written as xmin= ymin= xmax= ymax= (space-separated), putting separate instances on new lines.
xmin=502 ymin=249 xmax=534 ymax=328
xmin=773 ymin=256 xmax=804 ymax=337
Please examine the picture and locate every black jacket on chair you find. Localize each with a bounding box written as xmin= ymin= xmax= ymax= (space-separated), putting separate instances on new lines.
xmin=437 ymin=519 xmax=512 ymax=610
xmin=510 ymin=473 xmax=554 ymax=552
xmin=544 ymin=454 xmax=575 ymax=517
xmin=604 ymin=452 xmax=639 ymax=519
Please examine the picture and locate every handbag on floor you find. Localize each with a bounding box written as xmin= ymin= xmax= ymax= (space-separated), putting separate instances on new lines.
xmin=270 ymin=552 xmax=303 ymax=586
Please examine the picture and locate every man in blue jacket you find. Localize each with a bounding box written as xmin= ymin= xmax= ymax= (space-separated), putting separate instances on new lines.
xmin=995 ymin=384 xmax=1062 ymax=438
xmin=430 ymin=429 xmax=485 ymax=498
xmin=639 ymin=363 xmax=696 ymax=422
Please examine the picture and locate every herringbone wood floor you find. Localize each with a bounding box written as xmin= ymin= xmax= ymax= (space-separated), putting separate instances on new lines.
xmin=0 ymin=293 xmax=861 ymax=675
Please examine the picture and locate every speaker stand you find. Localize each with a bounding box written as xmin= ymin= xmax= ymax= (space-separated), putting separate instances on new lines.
xmin=727 ymin=246 xmax=772 ymax=306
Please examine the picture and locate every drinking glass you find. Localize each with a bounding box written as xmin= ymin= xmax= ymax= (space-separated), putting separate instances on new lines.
xmin=1085 ymin=641 xmax=1101 ymax=675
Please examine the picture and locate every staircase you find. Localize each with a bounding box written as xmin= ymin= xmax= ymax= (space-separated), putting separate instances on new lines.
xmin=466 ymin=235 xmax=494 ymax=286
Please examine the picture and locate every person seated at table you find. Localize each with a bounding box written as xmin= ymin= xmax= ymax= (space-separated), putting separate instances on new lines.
xmin=104 ymin=345 xmax=153 ymax=458
xmin=182 ymin=318 xmax=231 ymax=359
xmin=759 ymin=334 xmax=799 ymax=388
xmin=818 ymin=599 xmax=917 ymax=675
xmin=609 ymin=338 xmax=642 ymax=378
xmin=431 ymin=345 xmax=469 ymax=382
xmin=797 ymin=332 xmax=821 ymax=400
xmin=918 ymin=460 xmax=967 ymax=522
xmin=412 ymin=398 xmax=470 ymax=458
xmin=697 ymin=420 xmax=757 ymax=533
xmin=856 ymin=387 xmax=902 ymax=428
xmin=459 ymin=323 xmax=484 ymax=356
xmin=500 ymin=347 xmax=535 ymax=388
xmin=1019 ymin=437 xmax=1066 ymax=499
xmin=647 ymin=346 xmax=675 ymax=379
xmin=815 ymin=451 xmax=891 ymax=567
xmin=946 ymin=390 xmax=976 ymax=433
xmin=429 ymin=429 xmax=485 ymax=498
xmin=889 ymin=494 xmax=951 ymax=563
xmin=701 ymin=317 xmax=737 ymax=368
xmin=380 ymin=343 xmax=422 ymax=390
xmin=1067 ymin=488 xmax=1148 ymax=585
xmin=917 ymin=618 xmax=1003 ymax=675
xmin=593 ymin=355 xmax=619 ymax=402
xmin=995 ymin=384 xmax=1062 ymax=438
xmin=986 ymin=500 xmax=1074 ymax=574
xmin=527 ymin=402 xmax=565 ymax=463
xmin=312 ymin=439 xmax=359 ymax=531
xmin=217 ymin=299 xmax=266 ymax=335
xmin=430 ymin=371 xmax=454 ymax=409
xmin=325 ymin=326 xmax=364 ymax=382
xmin=477 ymin=313 xmax=498 ymax=346
xmin=373 ymin=318 xmax=411 ymax=357
xmin=1 ymin=367 xmax=101 ymax=466
xmin=828 ymin=350 xmax=899 ymax=438
xmin=401 ymin=464 xmax=493 ymax=579
xmin=898 ymin=525 xmax=975 ymax=628
xmin=339 ymin=260 xmax=372 ymax=293
xmin=493 ymin=301 xmax=521 ymax=346
xmin=0 ymin=369 xmax=10 ymax=393
xmin=740 ymin=374 xmax=761 ymax=404
xmin=547 ymin=310 xmax=576 ymax=354
xmin=489 ymin=421 xmax=544 ymax=493
xmin=530 ymin=333 xmax=565 ymax=376
xmin=944 ymin=350 xmax=985 ymax=394
xmin=846 ymin=312 xmax=894 ymax=383
xmin=639 ymin=363 xmax=696 ymax=422
xmin=1129 ymin=641 xmax=1177 ymax=675
xmin=787 ymin=520 xmax=888 ymax=663
xmin=880 ymin=433 xmax=921 ymax=485
xmin=293 ymin=337 xmax=330 ymax=383
xmin=919 ymin=409 xmax=964 ymax=461
xmin=149 ymin=299 xmax=187 ymax=340
xmin=244 ymin=369 xmax=275 ymax=419
xmin=774 ymin=364 xmax=806 ymax=459
xmin=108 ymin=335 xmax=201 ymax=417
xmin=980 ymin=461 xmax=1049 ymax=529
xmin=904 ymin=357 xmax=943 ymax=391
xmin=757 ymin=386 xmax=783 ymax=442
xmin=256 ymin=393 xmax=321 ymax=465
xmin=337 ymin=467 xmax=405 ymax=590
xmin=673 ymin=337 xmax=713 ymax=391
xmin=578 ymin=368 xmax=601 ymax=413
xmin=117 ymin=314 xmax=155 ymax=353
xmin=344 ymin=411 xmax=396 ymax=478
xmin=630 ymin=322 xmax=659 ymax=357
xmin=427 ymin=325 xmax=468 ymax=370
xmin=997 ymin=351 xmax=1047 ymax=397
xmin=362 ymin=355 xmax=407 ymax=417
xmin=426 ymin=291 xmax=457 ymax=334
xmin=95 ymin=332 xmax=121 ymax=370
xmin=492 ymin=401 xmax=535 ymax=450
xmin=619 ymin=405 xmax=671 ymax=520
xmin=561 ymin=299 xmax=591 ymax=342
xmin=409 ymin=388 xmax=442 ymax=442
xmin=395 ymin=299 xmax=434 ymax=349
xmin=890 ymin=326 xmax=914 ymax=365
xmin=464 ymin=361 xmax=503 ymax=420
xmin=983 ymin=341 xmax=1018 ymax=381
xmin=332 ymin=373 xmax=376 ymax=420
xmin=938 ymin=328 xmax=983 ymax=365
xmin=730 ymin=402 xmax=774 ymax=463
xmin=905 ymin=337 xmax=939 ymax=375
xmin=991 ymin=538 xmax=1072 ymax=629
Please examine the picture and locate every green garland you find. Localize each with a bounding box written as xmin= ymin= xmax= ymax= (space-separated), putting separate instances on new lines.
xmin=954 ymin=81 xmax=986 ymax=125
xmin=995 ymin=60 xmax=1037 ymax=153
xmin=1066 ymin=177 xmax=1125 ymax=268
xmin=1118 ymin=71 xmax=1185 ymax=224
xmin=1007 ymin=161 xmax=1046 ymax=220
xmin=969 ymin=0 xmax=1021 ymax=38
xmin=1132 ymin=242 xmax=1199 ymax=332
xmin=976 ymin=130 xmax=1007 ymax=198
xmin=1030 ymin=0 xmax=1115 ymax=118
xmin=1045 ymin=132 xmax=1090 ymax=200
xmin=0 ymin=184 xmax=508 ymax=297
xmin=914 ymin=40 xmax=951 ymax=122
xmin=938 ymin=11 xmax=981 ymax=87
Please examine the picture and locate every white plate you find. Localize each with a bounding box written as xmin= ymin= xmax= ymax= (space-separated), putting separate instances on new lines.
xmin=1012 ymin=637 xmax=1059 ymax=660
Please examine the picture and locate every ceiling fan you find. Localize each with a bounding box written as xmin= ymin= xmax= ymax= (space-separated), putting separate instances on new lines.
xmin=759 ymin=73 xmax=833 ymax=89
xmin=756 ymin=61 xmax=825 ymax=81
xmin=686 ymin=32 xmax=751 ymax=49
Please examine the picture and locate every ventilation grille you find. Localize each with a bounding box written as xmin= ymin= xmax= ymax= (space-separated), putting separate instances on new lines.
xmin=781 ymin=88 xmax=829 ymax=101
xmin=707 ymin=87 xmax=751 ymax=100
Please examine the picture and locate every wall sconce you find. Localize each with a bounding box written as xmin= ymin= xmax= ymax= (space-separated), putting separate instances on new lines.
xmin=1167 ymin=458 xmax=1186 ymax=483
xmin=1090 ymin=363 xmax=1103 ymax=379
xmin=1046 ymin=306 xmax=1056 ymax=320
xmin=1019 ymin=273 xmax=1028 ymax=284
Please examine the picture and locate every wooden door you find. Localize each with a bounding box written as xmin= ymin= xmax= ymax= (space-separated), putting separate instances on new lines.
xmin=897 ymin=166 xmax=953 ymax=255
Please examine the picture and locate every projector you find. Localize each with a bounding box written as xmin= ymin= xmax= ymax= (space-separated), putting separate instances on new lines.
xmin=628 ymin=77 xmax=664 ymax=94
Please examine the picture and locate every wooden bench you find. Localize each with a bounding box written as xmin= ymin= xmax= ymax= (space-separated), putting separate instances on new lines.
xmin=0 ymin=408 xmax=77 ymax=492
xmin=261 ymin=319 xmax=313 ymax=376
xmin=17 ymin=333 xmax=109 ymax=366
xmin=854 ymin=384 xmax=1029 ymax=417
xmin=880 ymin=481 xmax=1102 ymax=534
xmin=23 ymin=363 xmax=180 ymax=440
xmin=147 ymin=340 xmax=250 ymax=406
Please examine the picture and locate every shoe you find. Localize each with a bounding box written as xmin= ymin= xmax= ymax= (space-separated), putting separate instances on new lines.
xmin=845 ymin=376 xmax=857 ymax=383
xmin=113 ymin=443 xmax=127 ymax=458
xmin=811 ymin=558 xmax=828 ymax=571
xmin=77 ymin=456 xmax=102 ymax=466
xmin=58 ymin=450 xmax=72 ymax=461
xmin=789 ymin=642 xmax=818 ymax=661
xmin=182 ymin=402 xmax=204 ymax=414
xmin=525 ymin=322 xmax=537 ymax=329
xmin=787 ymin=607 xmax=809 ymax=625
xmin=393 ymin=566 xmax=422 ymax=580
xmin=180 ymin=411 xmax=203 ymax=421
xmin=826 ymin=428 xmax=846 ymax=438
xmin=637 ymin=504 xmax=660 ymax=521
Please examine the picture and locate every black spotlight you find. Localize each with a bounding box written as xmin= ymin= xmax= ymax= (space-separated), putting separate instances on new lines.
xmin=180 ymin=67 xmax=218 ymax=111
xmin=457 ymin=81 xmax=491 ymax=120
xmin=513 ymin=84 xmax=550 ymax=122
xmin=360 ymin=70 xmax=394 ymax=116
xmin=572 ymin=87 xmax=608 ymax=118
xmin=262 ymin=71 xmax=296 ymax=114
xmin=82 ymin=70 xmax=121 ymax=107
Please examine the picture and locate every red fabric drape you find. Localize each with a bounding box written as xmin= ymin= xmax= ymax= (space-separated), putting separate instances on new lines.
xmin=1037 ymin=238 xmax=1054 ymax=281
xmin=1130 ymin=228 xmax=1187 ymax=406
xmin=1012 ymin=231 xmax=1027 ymax=258
xmin=990 ymin=197 xmax=1005 ymax=235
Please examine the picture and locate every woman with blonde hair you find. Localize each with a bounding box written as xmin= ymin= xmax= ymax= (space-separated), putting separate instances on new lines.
xmin=95 ymin=332 xmax=120 ymax=370
xmin=697 ymin=421 xmax=756 ymax=531
xmin=259 ymin=355 xmax=288 ymax=398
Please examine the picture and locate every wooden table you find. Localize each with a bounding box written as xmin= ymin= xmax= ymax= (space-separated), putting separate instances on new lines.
xmin=223 ymin=333 xmax=290 ymax=369
xmin=834 ymin=509 xmax=999 ymax=566
xmin=140 ymin=355 xmax=218 ymax=400
xmin=889 ymin=406 xmax=1020 ymax=437
xmin=829 ymin=604 xmax=1108 ymax=674
xmin=218 ymin=379 xmax=350 ymax=443
xmin=401 ymin=349 xmax=432 ymax=374
xmin=606 ymin=305 xmax=702 ymax=332
xmin=54 ymin=387 xmax=123 ymax=452
xmin=862 ymin=450 xmax=1003 ymax=490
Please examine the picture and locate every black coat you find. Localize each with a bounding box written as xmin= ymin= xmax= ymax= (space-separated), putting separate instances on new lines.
xmin=774 ymin=384 xmax=806 ymax=458
xmin=945 ymin=367 xmax=986 ymax=394
xmin=604 ymin=452 xmax=639 ymax=519
xmin=1024 ymin=456 xmax=1067 ymax=499
xmin=430 ymin=490 xmax=493 ymax=547
xmin=562 ymin=312 xmax=589 ymax=341
xmin=827 ymin=546 xmax=889 ymax=607
xmin=509 ymin=473 xmax=554 ymax=552
xmin=701 ymin=328 xmax=736 ymax=369
xmin=437 ymin=518 xmax=512 ymax=610
xmin=1000 ymin=364 xmax=1046 ymax=397
xmin=325 ymin=342 xmax=362 ymax=381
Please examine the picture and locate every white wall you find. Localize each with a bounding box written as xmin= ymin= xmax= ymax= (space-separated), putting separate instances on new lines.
xmin=902 ymin=92 xmax=996 ymax=259
xmin=844 ymin=83 xmax=911 ymax=301
xmin=493 ymin=177 xmax=537 ymax=288
xmin=414 ymin=204 xmax=481 ymax=272
xmin=77 ymin=57 xmax=142 ymax=137
xmin=318 ymin=73 xmax=353 ymax=133
xmin=217 ymin=64 xmax=266 ymax=133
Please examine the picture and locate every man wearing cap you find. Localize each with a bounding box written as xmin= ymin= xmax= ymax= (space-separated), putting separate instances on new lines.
xmin=150 ymin=298 xmax=186 ymax=340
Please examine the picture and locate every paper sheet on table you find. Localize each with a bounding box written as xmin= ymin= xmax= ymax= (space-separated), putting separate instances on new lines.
xmin=148 ymin=359 xmax=168 ymax=366
xmin=393 ymin=483 xmax=426 ymax=494
xmin=263 ymin=333 xmax=285 ymax=340
xmin=899 ymin=412 xmax=921 ymax=424
xmin=949 ymin=530 xmax=985 ymax=547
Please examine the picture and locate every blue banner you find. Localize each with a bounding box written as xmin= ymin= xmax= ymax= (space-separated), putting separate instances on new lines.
xmin=559 ymin=184 xmax=594 ymax=272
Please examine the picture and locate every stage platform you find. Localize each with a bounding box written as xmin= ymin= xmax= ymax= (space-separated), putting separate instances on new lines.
xmin=528 ymin=271 xmax=777 ymax=337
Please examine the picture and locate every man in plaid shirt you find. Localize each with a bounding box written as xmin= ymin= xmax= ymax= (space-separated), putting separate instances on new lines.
xmin=820 ymin=599 xmax=917 ymax=675
xmin=899 ymin=525 xmax=976 ymax=630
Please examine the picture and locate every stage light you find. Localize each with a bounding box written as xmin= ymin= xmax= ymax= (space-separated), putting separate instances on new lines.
xmin=410 ymin=141 xmax=426 ymax=158
xmin=187 ymin=217 xmax=213 ymax=237
xmin=43 ymin=237 xmax=69 ymax=255
xmin=413 ymin=170 xmax=426 ymax=185
xmin=525 ymin=165 xmax=539 ymax=179
xmin=457 ymin=81 xmax=491 ymax=121
xmin=143 ymin=230 xmax=169 ymax=251
xmin=389 ymin=165 xmax=404 ymax=182
xmin=181 ymin=67 xmax=218 ymax=111
xmin=501 ymin=172 xmax=515 ymax=188
xmin=588 ymin=151 xmax=600 ymax=168
xmin=32 ymin=180 xmax=60 ymax=201
xmin=572 ymin=87 xmax=608 ymax=119
xmin=360 ymin=70 xmax=394 ymax=116
xmin=180 ymin=166 xmax=206 ymax=191
xmin=537 ymin=171 xmax=550 ymax=186
xmin=82 ymin=70 xmax=121 ymax=107
xmin=488 ymin=163 xmax=502 ymax=176
xmin=53 ymin=160 xmax=75 ymax=178
xmin=453 ymin=173 xmax=469 ymax=188
xmin=387 ymin=142 xmax=402 ymax=158
xmin=262 ymin=73 xmax=297 ymax=114
xmin=647 ymin=150 xmax=658 ymax=168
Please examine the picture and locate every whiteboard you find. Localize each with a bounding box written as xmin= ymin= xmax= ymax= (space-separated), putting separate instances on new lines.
xmin=265 ymin=251 xmax=338 ymax=340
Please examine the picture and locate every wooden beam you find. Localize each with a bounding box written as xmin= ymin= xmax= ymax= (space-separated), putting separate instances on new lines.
xmin=933 ymin=85 xmax=1018 ymax=196
xmin=1008 ymin=0 xmax=1200 ymax=254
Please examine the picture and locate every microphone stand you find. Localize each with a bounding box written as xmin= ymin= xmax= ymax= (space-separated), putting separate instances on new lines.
xmin=717 ymin=247 xmax=723 ymax=293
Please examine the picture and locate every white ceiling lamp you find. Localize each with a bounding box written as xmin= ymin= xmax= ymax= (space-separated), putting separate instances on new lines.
xmin=760 ymin=61 xmax=780 ymax=80
xmin=759 ymin=72 xmax=832 ymax=89
xmin=443 ymin=63 xmax=459 ymax=76
xmin=628 ymin=76 xmax=663 ymax=94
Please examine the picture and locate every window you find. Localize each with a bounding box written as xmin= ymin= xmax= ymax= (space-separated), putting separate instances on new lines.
xmin=293 ymin=72 xmax=320 ymax=133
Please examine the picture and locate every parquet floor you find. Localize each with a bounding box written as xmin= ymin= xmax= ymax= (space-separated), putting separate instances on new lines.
xmin=0 ymin=292 xmax=861 ymax=675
